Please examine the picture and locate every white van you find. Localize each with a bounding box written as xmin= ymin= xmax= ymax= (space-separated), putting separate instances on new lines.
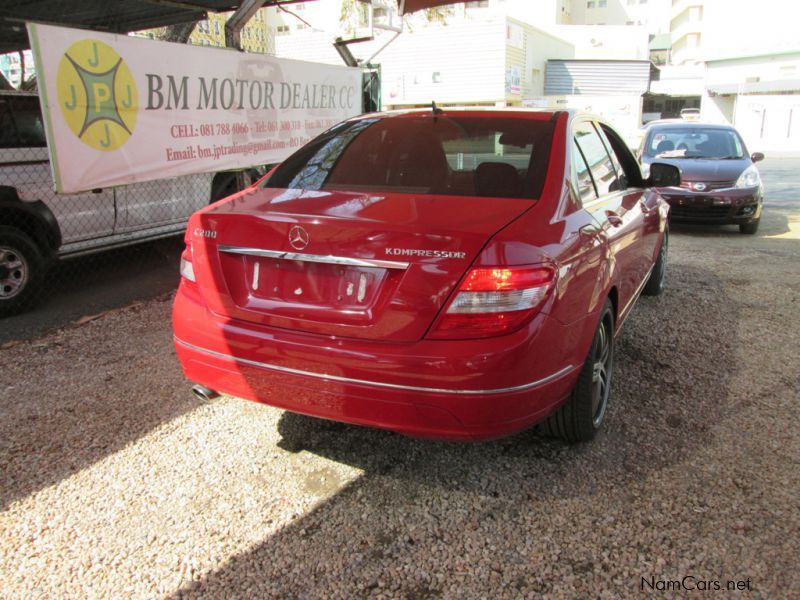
xmin=0 ymin=90 xmax=256 ymax=315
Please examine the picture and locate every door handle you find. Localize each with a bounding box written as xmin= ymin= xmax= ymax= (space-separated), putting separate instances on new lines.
xmin=605 ymin=210 xmax=623 ymax=227
xmin=91 ymin=188 xmax=103 ymax=194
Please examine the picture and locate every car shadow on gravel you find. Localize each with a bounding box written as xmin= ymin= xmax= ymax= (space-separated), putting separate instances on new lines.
xmin=172 ymin=264 xmax=744 ymax=598
xmin=0 ymin=238 xmax=183 ymax=344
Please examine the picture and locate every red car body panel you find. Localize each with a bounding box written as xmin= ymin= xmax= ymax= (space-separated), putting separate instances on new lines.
xmin=173 ymin=109 xmax=669 ymax=440
xmin=189 ymin=189 xmax=533 ymax=342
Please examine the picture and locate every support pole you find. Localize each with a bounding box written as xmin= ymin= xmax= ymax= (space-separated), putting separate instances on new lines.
xmin=224 ymin=0 xmax=267 ymax=190
xmin=225 ymin=0 xmax=266 ymax=50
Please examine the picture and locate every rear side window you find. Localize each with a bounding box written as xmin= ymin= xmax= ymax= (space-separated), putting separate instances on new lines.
xmin=571 ymin=140 xmax=596 ymax=204
xmin=264 ymin=115 xmax=556 ymax=200
xmin=594 ymin=123 xmax=627 ymax=189
xmin=0 ymin=96 xmax=46 ymax=148
xmin=573 ymin=121 xmax=620 ymax=196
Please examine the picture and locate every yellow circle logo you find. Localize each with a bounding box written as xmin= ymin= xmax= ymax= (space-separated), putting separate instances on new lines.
xmin=56 ymin=39 xmax=138 ymax=151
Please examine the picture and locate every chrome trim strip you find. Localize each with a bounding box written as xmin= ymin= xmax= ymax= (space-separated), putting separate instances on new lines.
xmin=218 ymin=245 xmax=410 ymax=270
xmin=174 ymin=337 xmax=576 ymax=396
xmin=621 ymin=264 xmax=655 ymax=318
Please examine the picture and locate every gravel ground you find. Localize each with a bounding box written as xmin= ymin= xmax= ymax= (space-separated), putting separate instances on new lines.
xmin=1 ymin=163 xmax=799 ymax=598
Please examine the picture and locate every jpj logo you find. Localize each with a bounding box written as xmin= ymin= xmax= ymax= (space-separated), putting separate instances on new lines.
xmin=56 ymin=39 xmax=138 ymax=151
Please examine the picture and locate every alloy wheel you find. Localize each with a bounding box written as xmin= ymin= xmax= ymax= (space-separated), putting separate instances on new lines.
xmin=590 ymin=314 xmax=613 ymax=427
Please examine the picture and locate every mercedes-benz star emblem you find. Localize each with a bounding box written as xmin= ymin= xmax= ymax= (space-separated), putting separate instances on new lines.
xmin=288 ymin=225 xmax=310 ymax=251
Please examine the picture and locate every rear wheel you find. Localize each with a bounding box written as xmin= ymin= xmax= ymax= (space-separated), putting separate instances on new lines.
xmin=643 ymin=229 xmax=668 ymax=296
xmin=541 ymin=299 xmax=615 ymax=443
xmin=0 ymin=226 xmax=45 ymax=317
xmin=739 ymin=218 xmax=760 ymax=235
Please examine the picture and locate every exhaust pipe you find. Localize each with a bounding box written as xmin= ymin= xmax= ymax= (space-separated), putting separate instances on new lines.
xmin=191 ymin=384 xmax=219 ymax=402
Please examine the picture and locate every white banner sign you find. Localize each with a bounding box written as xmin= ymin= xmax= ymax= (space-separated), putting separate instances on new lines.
xmin=27 ymin=23 xmax=363 ymax=193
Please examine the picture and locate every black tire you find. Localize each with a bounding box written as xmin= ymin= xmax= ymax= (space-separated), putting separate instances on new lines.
xmin=540 ymin=299 xmax=615 ymax=443
xmin=642 ymin=229 xmax=668 ymax=296
xmin=210 ymin=172 xmax=238 ymax=202
xmin=739 ymin=218 xmax=760 ymax=235
xmin=0 ymin=226 xmax=45 ymax=317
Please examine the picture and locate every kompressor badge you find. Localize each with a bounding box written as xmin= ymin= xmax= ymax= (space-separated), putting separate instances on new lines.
xmin=385 ymin=248 xmax=466 ymax=259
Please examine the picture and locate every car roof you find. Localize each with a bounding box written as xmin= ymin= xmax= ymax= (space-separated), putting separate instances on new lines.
xmin=356 ymin=107 xmax=573 ymax=121
xmin=645 ymin=121 xmax=736 ymax=132
xmin=349 ymin=108 xmax=625 ymax=131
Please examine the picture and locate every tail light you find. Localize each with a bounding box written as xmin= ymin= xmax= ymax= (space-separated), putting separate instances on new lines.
xmin=427 ymin=265 xmax=555 ymax=339
xmin=180 ymin=244 xmax=196 ymax=282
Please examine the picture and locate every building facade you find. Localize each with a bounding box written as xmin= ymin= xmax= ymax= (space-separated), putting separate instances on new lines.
xmin=132 ymin=9 xmax=271 ymax=54
xmin=0 ymin=50 xmax=35 ymax=88
xmin=570 ymin=0 xmax=671 ymax=32
xmin=669 ymin=0 xmax=704 ymax=66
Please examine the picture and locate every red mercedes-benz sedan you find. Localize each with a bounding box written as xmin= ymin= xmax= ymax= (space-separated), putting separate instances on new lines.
xmin=173 ymin=109 xmax=678 ymax=442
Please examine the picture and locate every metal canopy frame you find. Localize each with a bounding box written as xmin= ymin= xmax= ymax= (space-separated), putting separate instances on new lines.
xmin=0 ymin=0 xmax=307 ymax=54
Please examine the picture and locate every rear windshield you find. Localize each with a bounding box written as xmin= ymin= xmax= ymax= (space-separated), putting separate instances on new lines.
xmin=645 ymin=127 xmax=745 ymax=159
xmin=0 ymin=95 xmax=46 ymax=148
xmin=263 ymin=115 xmax=555 ymax=199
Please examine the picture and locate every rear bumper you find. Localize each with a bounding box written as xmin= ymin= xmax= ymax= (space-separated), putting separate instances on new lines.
xmin=173 ymin=281 xmax=584 ymax=440
xmin=660 ymin=186 xmax=762 ymax=224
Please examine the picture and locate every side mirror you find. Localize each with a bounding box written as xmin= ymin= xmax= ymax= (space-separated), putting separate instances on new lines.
xmin=646 ymin=162 xmax=681 ymax=188
xmin=751 ymin=152 xmax=765 ymax=163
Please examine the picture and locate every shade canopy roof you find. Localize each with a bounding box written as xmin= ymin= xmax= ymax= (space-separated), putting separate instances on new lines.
xmin=397 ymin=0 xmax=464 ymax=15
xmin=0 ymin=0 xmax=467 ymax=55
xmin=0 ymin=0 xmax=300 ymax=54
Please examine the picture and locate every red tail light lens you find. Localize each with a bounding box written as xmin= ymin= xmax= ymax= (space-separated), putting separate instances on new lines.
xmin=427 ymin=265 xmax=555 ymax=339
xmin=180 ymin=245 xmax=196 ymax=282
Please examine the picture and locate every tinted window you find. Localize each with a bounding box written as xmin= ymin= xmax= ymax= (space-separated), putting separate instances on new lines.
xmin=0 ymin=96 xmax=46 ymax=148
xmin=594 ymin=123 xmax=627 ymax=189
xmin=265 ymin=115 xmax=555 ymax=199
xmin=599 ymin=122 xmax=644 ymax=187
xmin=573 ymin=121 xmax=619 ymax=196
xmin=645 ymin=126 xmax=745 ymax=159
xmin=571 ymin=139 xmax=596 ymax=204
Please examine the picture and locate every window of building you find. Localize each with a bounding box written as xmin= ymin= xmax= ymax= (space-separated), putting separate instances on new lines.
xmin=276 ymin=24 xmax=290 ymax=35
xmin=587 ymin=1 xmax=595 ymax=7
xmin=466 ymin=1 xmax=489 ymax=7
xmin=599 ymin=0 xmax=607 ymax=6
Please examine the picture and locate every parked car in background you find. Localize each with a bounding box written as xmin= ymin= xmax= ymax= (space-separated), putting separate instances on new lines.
xmin=174 ymin=108 xmax=679 ymax=443
xmin=679 ymin=107 xmax=701 ymax=121
xmin=638 ymin=121 xmax=764 ymax=234
xmin=0 ymin=90 xmax=262 ymax=315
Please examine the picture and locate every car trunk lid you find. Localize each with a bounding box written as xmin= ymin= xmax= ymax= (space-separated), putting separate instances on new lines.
xmin=190 ymin=187 xmax=532 ymax=342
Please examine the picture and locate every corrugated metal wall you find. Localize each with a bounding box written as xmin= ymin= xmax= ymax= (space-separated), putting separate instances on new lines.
xmin=545 ymin=60 xmax=650 ymax=96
